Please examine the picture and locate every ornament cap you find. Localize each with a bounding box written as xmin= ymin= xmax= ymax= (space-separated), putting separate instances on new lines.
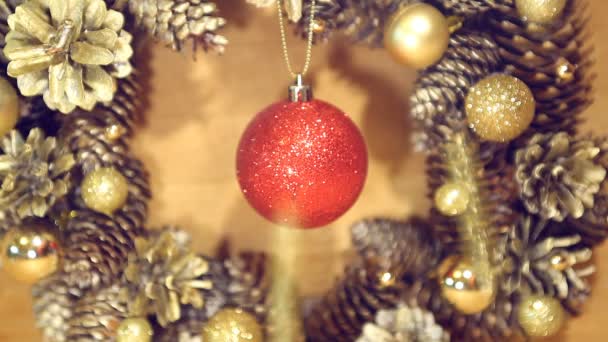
xmin=288 ymin=74 xmax=312 ymax=102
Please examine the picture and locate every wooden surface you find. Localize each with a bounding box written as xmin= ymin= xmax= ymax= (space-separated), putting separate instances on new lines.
xmin=2 ymin=0 xmax=608 ymax=340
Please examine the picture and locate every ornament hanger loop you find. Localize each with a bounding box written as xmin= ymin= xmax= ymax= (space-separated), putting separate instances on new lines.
xmin=277 ymin=0 xmax=316 ymax=79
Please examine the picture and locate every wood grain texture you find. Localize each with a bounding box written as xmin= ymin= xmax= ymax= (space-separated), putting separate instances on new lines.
xmin=2 ymin=0 xmax=608 ymax=340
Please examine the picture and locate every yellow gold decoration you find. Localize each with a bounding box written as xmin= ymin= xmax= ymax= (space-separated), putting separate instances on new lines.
xmin=123 ymin=231 xmax=214 ymax=327
xmin=116 ymin=317 xmax=153 ymax=342
xmin=434 ymin=182 xmax=470 ymax=216
xmin=3 ymin=0 xmax=134 ymax=113
xmin=438 ymin=255 xmax=495 ymax=314
xmin=517 ymin=295 xmax=565 ymax=337
xmin=202 ymin=308 xmax=263 ymax=342
xmin=384 ymin=3 xmax=450 ymax=69
xmin=0 ymin=77 xmax=19 ymax=137
xmin=0 ymin=221 xmax=61 ymax=284
xmin=549 ymin=252 xmax=572 ymax=272
xmin=515 ymin=0 xmax=567 ymax=24
xmin=466 ymin=74 xmax=535 ymax=142
xmin=81 ymin=167 xmax=129 ymax=215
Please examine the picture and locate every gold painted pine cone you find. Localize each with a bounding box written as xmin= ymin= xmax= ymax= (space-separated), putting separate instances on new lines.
xmin=501 ymin=215 xmax=594 ymax=313
xmin=410 ymin=31 xmax=502 ymax=151
xmin=0 ymin=128 xmax=75 ymax=221
xmin=128 ymin=0 xmax=228 ymax=52
xmin=3 ymin=0 xmax=134 ymax=114
xmin=489 ymin=0 xmax=594 ymax=134
xmin=515 ymin=132 xmax=606 ymax=222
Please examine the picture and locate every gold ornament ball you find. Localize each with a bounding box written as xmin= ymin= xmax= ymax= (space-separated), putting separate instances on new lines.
xmin=0 ymin=77 xmax=19 ymax=137
xmin=438 ymin=255 xmax=495 ymax=314
xmin=116 ymin=317 xmax=153 ymax=342
xmin=434 ymin=182 xmax=471 ymax=216
xmin=465 ymin=74 xmax=535 ymax=142
xmin=517 ymin=295 xmax=566 ymax=337
xmin=0 ymin=221 xmax=61 ymax=284
xmin=81 ymin=167 xmax=129 ymax=215
xmin=202 ymin=308 xmax=263 ymax=342
xmin=384 ymin=3 xmax=450 ymax=69
xmin=515 ymin=0 xmax=567 ymax=24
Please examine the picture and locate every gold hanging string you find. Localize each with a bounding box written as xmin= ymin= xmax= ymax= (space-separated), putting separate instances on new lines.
xmin=277 ymin=0 xmax=316 ymax=78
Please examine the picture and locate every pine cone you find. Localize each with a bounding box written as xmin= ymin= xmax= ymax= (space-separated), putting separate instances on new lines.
xmin=3 ymin=0 xmax=134 ymax=113
xmin=61 ymin=209 xmax=137 ymax=290
xmin=305 ymin=266 xmax=405 ymax=342
xmin=224 ymin=251 xmax=271 ymax=322
xmin=128 ymin=0 xmax=228 ymax=52
xmin=66 ymin=283 xmax=128 ymax=341
xmin=488 ymin=0 xmax=594 ymax=134
xmin=403 ymin=279 xmax=522 ymax=342
xmin=299 ymin=0 xmax=407 ymax=46
xmin=514 ymin=132 xmax=606 ymax=222
xmin=156 ymin=318 xmax=203 ymax=342
xmin=0 ymin=128 xmax=75 ymax=222
xmin=410 ymin=31 xmax=502 ymax=151
xmin=32 ymin=276 xmax=82 ymax=342
xmin=350 ymin=217 xmax=440 ymax=278
xmin=430 ymin=0 xmax=493 ymax=16
xmin=501 ymin=215 xmax=594 ymax=313
xmin=356 ymin=303 xmax=449 ymax=342
xmin=123 ymin=230 xmax=225 ymax=327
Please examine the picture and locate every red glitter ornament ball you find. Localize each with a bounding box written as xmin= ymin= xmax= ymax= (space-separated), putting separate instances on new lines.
xmin=237 ymin=99 xmax=368 ymax=228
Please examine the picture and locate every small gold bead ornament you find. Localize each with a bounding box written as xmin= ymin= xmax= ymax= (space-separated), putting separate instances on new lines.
xmin=434 ymin=182 xmax=471 ymax=216
xmin=81 ymin=167 xmax=129 ymax=215
xmin=202 ymin=308 xmax=263 ymax=342
xmin=515 ymin=0 xmax=567 ymax=24
xmin=466 ymin=74 xmax=535 ymax=142
xmin=517 ymin=295 xmax=566 ymax=337
xmin=384 ymin=3 xmax=450 ymax=69
xmin=438 ymin=255 xmax=495 ymax=314
xmin=0 ymin=77 xmax=19 ymax=137
xmin=116 ymin=317 xmax=153 ymax=342
xmin=0 ymin=221 xmax=61 ymax=284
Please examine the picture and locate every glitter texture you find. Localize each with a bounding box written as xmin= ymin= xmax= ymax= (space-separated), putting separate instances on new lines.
xmin=236 ymin=99 xmax=368 ymax=228
xmin=81 ymin=167 xmax=129 ymax=215
xmin=202 ymin=308 xmax=263 ymax=342
xmin=515 ymin=0 xmax=567 ymax=24
xmin=517 ymin=295 xmax=565 ymax=337
xmin=465 ymin=74 xmax=535 ymax=142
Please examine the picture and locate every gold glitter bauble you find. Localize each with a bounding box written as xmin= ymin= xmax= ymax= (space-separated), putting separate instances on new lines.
xmin=0 ymin=77 xmax=19 ymax=137
xmin=0 ymin=221 xmax=61 ymax=284
xmin=515 ymin=0 xmax=567 ymax=24
xmin=434 ymin=182 xmax=470 ymax=216
xmin=438 ymin=255 xmax=495 ymax=314
xmin=116 ymin=317 xmax=153 ymax=342
xmin=81 ymin=167 xmax=129 ymax=215
xmin=202 ymin=308 xmax=263 ymax=342
xmin=384 ymin=3 xmax=450 ymax=69
xmin=517 ymin=295 xmax=566 ymax=337
xmin=465 ymin=74 xmax=535 ymax=142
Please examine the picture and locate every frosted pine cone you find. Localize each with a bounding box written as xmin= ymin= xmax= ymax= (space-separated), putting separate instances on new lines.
xmin=66 ymin=283 xmax=128 ymax=341
xmin=32 ymin=276 xmax=81 ymax=342
xmin=0 ymin=128 xmax=75 ymax=222
xmin=350 ymin=217 xmax=440 ymax=278
xmin=3 ymin=0 xmax=134 ymax=113
xmin=488 ymin=0 xmax=594 ymax=134
xmin=515 ymin=132 xmax=606 ymax=222
xmin=501 ymin=215 xmax=594 ymax=313
xmin=357 ymin=304 xmax=449 ymax=342
xmin=128 ymin=0 xmax=228 ymax=52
